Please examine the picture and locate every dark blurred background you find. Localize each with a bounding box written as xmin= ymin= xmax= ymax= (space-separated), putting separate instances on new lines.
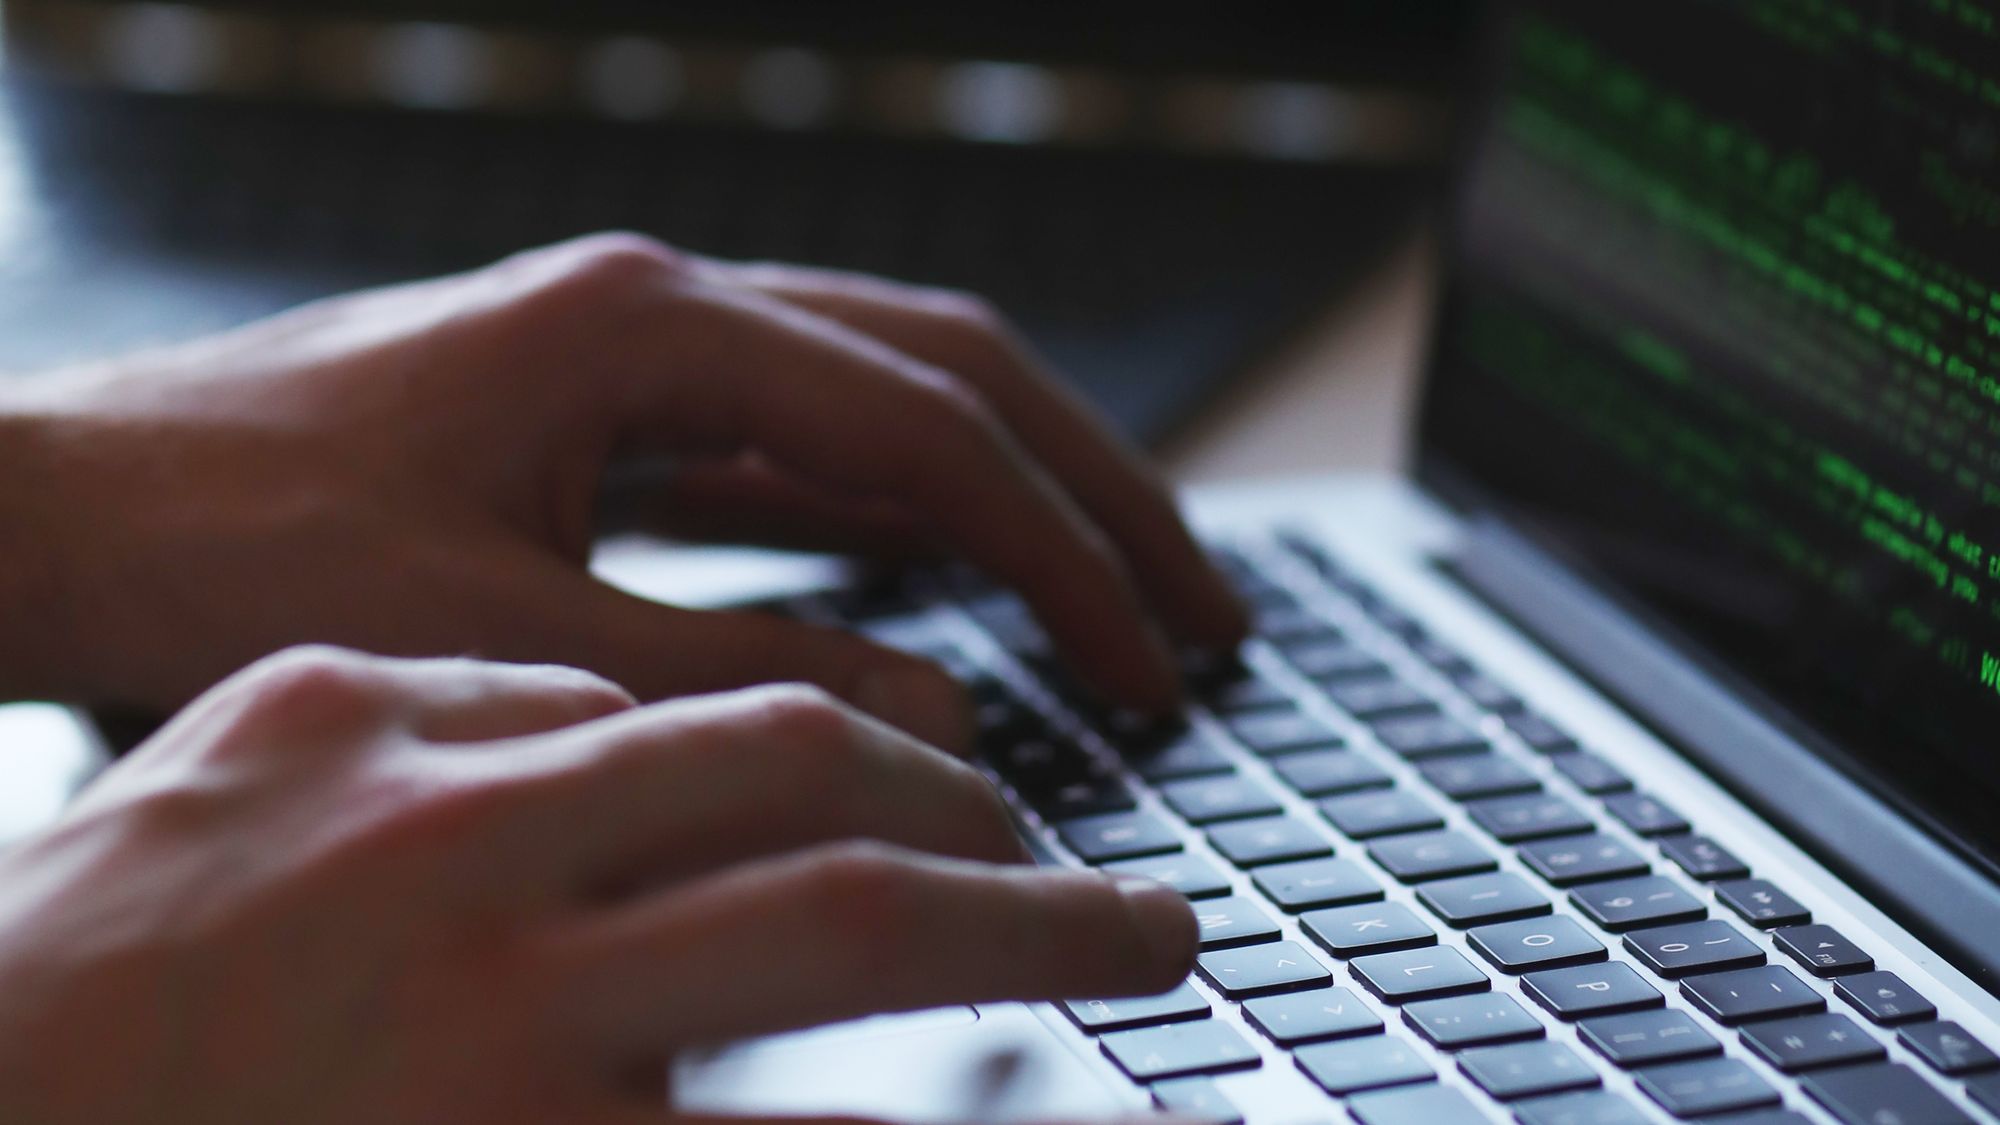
xmin=0 ymin=1 xmax=1476 ymax=441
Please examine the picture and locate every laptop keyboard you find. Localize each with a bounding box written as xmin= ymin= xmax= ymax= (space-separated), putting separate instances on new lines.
xmin=799 ymin=533 xmax=1998 ymax=1123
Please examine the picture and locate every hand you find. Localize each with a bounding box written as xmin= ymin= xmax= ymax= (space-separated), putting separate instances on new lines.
xmin=0 ymin=234 xmax=1245 ymax=744
xmin=0 ymin=646 xmax=1196 ymax=1125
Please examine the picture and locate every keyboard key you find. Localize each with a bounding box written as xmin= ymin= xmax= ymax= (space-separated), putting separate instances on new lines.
xmin=1103 ymin=853 xmax=1233 ymax=899
xmin=1286 ymin=639 xmax=1389 ymax=683
xmin=1417 ymin=871 xmax=1551 ymax=927
xmin=1373 ymin=714 xmax=1488 ymax=759
xmin=1225 ymin=710 xmax=1342 ymax=757
xmin=1348 ymin=1084 xmax=1487 ymax=1124
xmin=1523 ymin=962 xmax=1663 ymax=1020
xmin=1513 ymin=1090 xmax=1651 ymax=1125
xmin=1328 ymin=679 xmax=1438 ymax=721
xmin=1459 ymin=1040 xmax=1598 ymax=1100
xmin=1700 ymin=1113 xmax=1811 ymax=1125
xmin=1403 ymin=991 xmax=1545 ymax=1049
xmin=1800 ymin=1062 xmax=1974 ymax=1125
xmin=1056 ymin=811 xmax=1181 ymax=863
xmin=1969 ymin=1071 xmax=2000 ymax=1115
xmin=1302 ymin=901 xmax=1437 ymax=958
xmin=1294 ymin=1035 xmax=1433 ymax=1095
xmin=1656 ymin=834 xmax=1750 ymax=881
xmin=1241 ymin=985 xmax=1382 ymax=1045
xmin=1834 ymin=970 xmax=1935 ymax=1025
xmin=1504 ymin=712 xmax=1578 ymax=753
xmin=1320 ymin=790 xmax=1445 ymax=839
xmin=1250 ymin=857 xmax=1382 ymax=911
xmin=1368 ymin=830 xmax=1500 ymax=883
xmin=1468 ymin=793 xmax=1595 ymax=842
xmin=1197 ymin=940 xmax=1331 ymax=998
xmin=1351 ymin=946 xmax=1490 ymax=1003
xmin=1030 ymin=773 xmax=1136 ymax=821
xmin=1601 ymin=793 xmax=1690 ymax=837
xmin=1271 ymin=749 xmax=1392 ymax=796
xmin=1519 ymin=834 xmax=1650 ymax=886
xmin=1149 ymin=1076 xmax=1243 ymax=1125
xmin=1190 ymin=895 xmax=1281 ymax=949
xmin=1550 ymin=750 xmax=1632 ymax=794
xmin=1580 ymin=1009 xmax=1723 ymax=1067
xmin=1738 ymin=1012 xmax=1886 ymax=1072
xmin=1455 ymin=672 xmax=1526 ymax=714
xmin=1100 ymin=1020 xmax=1261 ymax=1082
xmin=1772 ymin=924 xmax=1875 ymax=977
xmin=1469 ymin=916 xmax=1607 ymax=973
xmin=1679 ymin=965 xmax=1825 ymax=1024
xmin=1715 ymin=878 xmax=1811 ymax=928
xmin=1207 ymin=816 xmax=1331 ymax=868
xmin=1127 ymin=731 xmax=1236 ymax=782
xmin=1419 ymin=753 xmax=1541 ymax=800
xmin=1900 ymin=1020 xmax=2000 ymax=1075
xmin=1623 ymin=920 xmax=1765 ymax=977
xmin=1061 ymin=981 xmax=1210 ymax=1033
xmin=1635 ymin=1058 xmax=1780 ymax=1117
xmin=1160 ymin=775 xmax=1282 ymax=825
xmin=1409 ymin=636 xmax=1474 ymax=675
xmin=1569 ymin=876 xmax=1706 ymax=932
xmin=1202 ymin=673 xmax=1293 ymax=716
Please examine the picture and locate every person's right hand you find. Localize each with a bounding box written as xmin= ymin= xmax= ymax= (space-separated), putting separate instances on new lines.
xmin=0 ymin=646 xmax=1196 ymax=1125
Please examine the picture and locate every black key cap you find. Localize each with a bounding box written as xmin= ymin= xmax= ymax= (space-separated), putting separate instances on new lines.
xmin=1970 ymin=1071 xmax=2000 ymax=1115
xmin=1410 ymin=636 xmax=1474 ymax=675
xmin=1739 ymin=1012 xmax=1886 ymax=1071
xmin=1901 ymin=1020 xmax=2000 ymax=1075
xmin=1302 ymin=901 xmax=1436 ymax=958
xmin=1523 ymin=962 xmax=1663 ymax=1020
xmin=1656 ymin=834 xmax=1751 ymax=881
xmin=1160 ymin=775 xmax=1282 ymax=825
xmin=1459 ymin=1040 xmax=1598 ymax=1100
xmin=1191 ymin=895 xmax=1282 ymax=949
xmin=987 ymin=731 xmax=1087 ymax=789
xmin=1635 ymin=1058 xmax=1780 ymax=1117
xmin=1287 ymin=639 xmax=1389 ymax=682
xmin=1372 ymin=714 xmax=1486 ymax=759
xmin=1350 ymin=946 xmax=1490 ymax=1003
xmin=1207 ymin=816 xmax=1331 ymax=868
xmin=1623 ymin=920 xmax=1765 ymax=978
xmin=1513 ymin=1091 xmax=1651 ymax=1125
xmin=1505 ymin=712 xmax=1578 ymax=753
xmin=1347 ymin=1085 xmax=1487 ymax=1125
xmin=1056 ymin=811 xmax=1181 ymax=863
xmin=1149 ymin=1077 xmax=1243 ymax=1125
xmin=1715 ymin=878 xmax=1811 ymax=928
xmin=1579 ymin=1009 xmax=1723 ymax=1067
xmin=1800 ymin=1062 xmax=1975 ymax=1125
xmin=1403 ymin=991 xmax=1545 ymax=1048
xmin=1368 ymin=830 xmax=1500 ymax=883
xmin=1550 ymin=750 xmax=1633 ymax=794
xmin=1202 ymin=674 xmax=1293 ymax=716
xmin=1100 ymin=1021 xmax=1261 ymax=1081
xmin=1519 ymin=834 xmax=1650 ymax=886
xmin=1469 ymin=916 xmax=1607 ymax=973
xmin=1455 ymin=672 xmax=1526 ymax=713
xmin=1601 ymin=793 xmax=1690 ymax=837
xmin=1226 ymin=710 xmax=1342 ymax=757
xmin=1294 ymin=1035 xmax=1433 ymax=1095
xmin=1197 ymin=940 xmax=1332 ymax=998
xmin=1328 ymin=679 xmax=1438 ymax=722
xmin=1241 ymin=985 xmax=1382 ymax=1045
xmin=1128 ymin=731 xmax=1236 ymax=782
xmin=1272 ymin=749 xmax=1392 ymax=796
xmin=1569 ymin=876 xmax=1706 ymax=932
xmin=1834 ymin=970 xmax=1935 ymax=1025
xmin=1699 ymin=1113 xmax=1812 ymax=1125
xmin=1419 ymin=754 xmax=1541 ymax=800
xmin=1319 ymin=790 xmax=1445 ymax=840
xmin=1251 ymin=857 xmax=1382 ymax=911
xmin=1417 ymin=871 xmax=1551 ymax=927
xmin=1772 ymin=924 xmax=1875 ymax=977
xmin=1062 ymin=981 xmax=1210 ymax=1033
xmin=1104 ymin=853 xmax=1233 ymax=899
xmin=1031 ymin=773 xmax=1136 ymax=821
xmin=1468 ymin=793 xmax=1595 ymax=843
xmin=1679 ymin=965 xmax=1825 ymax=1024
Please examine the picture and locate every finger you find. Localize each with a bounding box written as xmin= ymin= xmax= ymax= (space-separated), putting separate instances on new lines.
xmin=603 ymin=455 xmax=940 ymax=560
xmin=548 ymin=842 xmax=1197 ymax=1049
xmin=368 ymin=655 xmax=638 ymax=742
xmin=714 ymin=261 xmax=1248 ymax=650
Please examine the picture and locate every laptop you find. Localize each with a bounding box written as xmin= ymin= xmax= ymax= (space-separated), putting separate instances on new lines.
xmin=595 ymin=2 xmax=2000 ymax=1122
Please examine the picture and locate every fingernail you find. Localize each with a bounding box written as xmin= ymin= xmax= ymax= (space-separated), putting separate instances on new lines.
xmin=1114 ymin=875 xmax=1196 ymax=975
xmin=856 ymin=661 xmax=972 ymax=755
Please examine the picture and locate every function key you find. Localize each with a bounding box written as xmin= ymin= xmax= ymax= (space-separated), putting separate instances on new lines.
xmin=1601 ymin=793 xmax=1690 ymax=837
xmin=1467 ymin=916 xmax=1607 ymax=974
xmin=1099 ymin=1020 xmax=1260 ymax=1082
xmin=1241 ymin=985 xmax=1382 ymax=1045
xmin=1715 ymin=878 xmax=1811 ymax=928
xmin=1453 ymin=672 xmax=1525 ymax=714
xmin=1402 ymin=991 xmax=1545 ymax=1049
xmin=1623 ymin=920 xmax=1765 ymax=977
xmin=1126 ymin=731 xmax=1235 ymax=782
xmin=1350 ymin=945 xmax=1491 ymax=1003
xmin=1578 ymin=1008 xmax=1722 ymax=1067
xmin=1504 ymin=712 xmax=1579 ymax=753
xmin=1634 ymin=1058 xmax=1780 ymax=1117
xmin=1418 ymin=753 xmax=1540 ymax=800
xmin=1800 ymin=1062 xmax=1974 ymax=1125
xmin=1251 ymin=856 xmax=1382 ymax=911
xmin=1103 ymin=853 xmax=1233 ymax=900
xmin=1286 ymin=638 xmax=1389 ymax=683
xmin=1272 ymin=749 xmax=1392 ymax=797
xmin=1190 ymin=895 xmax=1282 ymax=950
xmin=1466 ymin=793 xmax=1595 ymax=843
xmin=1294 ymin=1034 xmax=1433 ymax=1096
xmin=1225 ymin=709 xmax=1343 ymax=757
xmin=1738 ymin=1012 xmax=1885 ymax=1072
xmin=1371 ymin=714 xmax=1486 ymax=759
xmin=1319 ymin=789 xmax=1446 ymax=840
xmin=1159 ymin=775 xmax=1282 ymax=825
xmin=1458 ymin=1040 xmax=1598 ymax=1100
xmin=1512 ymin=1091 xmax=1651 ymax=1125
xmin=1834 ymin=970 xmax=1936 ymax=1025
xmin=1055 ymin=811 xmax=1181 ymax=864
xmin=1368 ymin=830 xmax=1500 ymax=883
xmin=1327 ymin=679 xmax=1439 ymax=722
xmin=1149 ymin=1077 xmax=1243 ymax=1125
xmin=1569 ymin=875 xmax=1706 ymax=932
xmin=1061 ymin=981 xmax=1209 ymax=1033
xmin=1415 ymin=871 xmax=1551 ymax=928
xmin=1656 ymin=834 xmax=1750 ymax=882
xmin=1196 ymin=940 xmax=1332 ymax=999
xmin=1678 ymin=965 xmax=1825 ymax=1025
xmin=1899 ymin=1019 xmax=2000 ymax=1076
xmin=1772 ymin=924 xmax=1874 ymax=977
xmin=1519 ymin=833 xmax=1650 ymax=886
xmin=1302 ymin=901 xmax=1437 ymax=958
xmin=1522 ymin=962 xmax=1663 ymax=1021
xmin=1207 ymin=816 xmax=1332 ymax=868
xmin=1551 ymin=750 xmax=1633 ymax=794
xmin=1346 ymin=1085 xmax=1486 ymax=1125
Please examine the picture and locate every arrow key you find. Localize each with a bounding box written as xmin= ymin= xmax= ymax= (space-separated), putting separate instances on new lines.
xmin=1242 ymin=985 xmax=1383 ymax=1045
xmin=1196 ymin=940 xmax=1332 ymax=998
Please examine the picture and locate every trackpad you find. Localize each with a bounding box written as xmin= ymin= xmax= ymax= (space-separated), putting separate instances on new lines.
xmin=673 ymin=1004 xmax=1133 ymax=1122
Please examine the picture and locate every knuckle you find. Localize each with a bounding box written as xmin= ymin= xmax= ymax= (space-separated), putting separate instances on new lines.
xmin=555 ymin=232 xmax=688 ymax=288
xmin=806 ymin=842 xmax=930 ymax=947
xmin=226 ymin=645 xmax=396 ymax=735
xmin=923 ymin=289 xmax=1008 ymax=336
xmin=743 ymin=682 xmax=859 ymax=748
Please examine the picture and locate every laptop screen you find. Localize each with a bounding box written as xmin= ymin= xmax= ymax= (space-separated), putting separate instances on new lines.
xmin=1421 ymin=0 xmax=2000 ymax=867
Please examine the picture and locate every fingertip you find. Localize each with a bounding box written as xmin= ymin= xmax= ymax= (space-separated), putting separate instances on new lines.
xmin=854 ymin=656 xmax=972 ymax=756
xmin=1112 ymin=875 xmax=1198 ymax=986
